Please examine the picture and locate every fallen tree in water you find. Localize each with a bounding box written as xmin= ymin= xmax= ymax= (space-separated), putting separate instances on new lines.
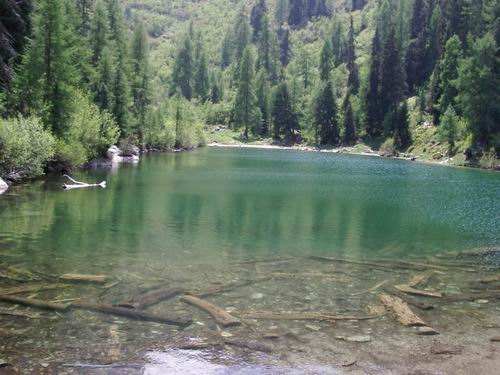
xmin=62 ymin=175 xmax=106 ymax=190
xmin=180 ymin=295 xmax=241 ymax=327
xmin=118 ymin=287 xmax=184 ymax=309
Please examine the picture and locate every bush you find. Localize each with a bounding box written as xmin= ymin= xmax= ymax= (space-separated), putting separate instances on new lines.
xmin=479 ymin=148 xmax=499 ymax=169
xmin=55 ymin=91 xmax=119 ymax=165
xmin=379 ymin=137 xmax=396 ymax=157
xmin=0 ymin=116 xmax=56 ymax=179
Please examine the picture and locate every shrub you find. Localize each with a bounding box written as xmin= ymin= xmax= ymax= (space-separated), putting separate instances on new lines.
xmin=0 ymin=116 xmax=56 ymax=179
xmin=479 ymin=148 xmax=499 ymax=169
xmin=55 ymin=91 xmax=119 ymax=165
xmin=379 ymin=137 xmax=396 ymax=157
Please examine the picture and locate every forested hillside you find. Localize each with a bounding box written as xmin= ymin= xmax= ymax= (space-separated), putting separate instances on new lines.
xmin=1 ymin=0 xmax=499 ymax=180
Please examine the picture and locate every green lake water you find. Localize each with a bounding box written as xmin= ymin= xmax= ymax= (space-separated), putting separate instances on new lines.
xmin=1 ymin=148 xmax=500 ymax=374
xmin=1 ymin=148 xmax=498 ymax=265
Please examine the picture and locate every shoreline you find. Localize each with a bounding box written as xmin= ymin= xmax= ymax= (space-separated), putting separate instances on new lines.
xmin=206 ymin=142 xmax=497 ymax=172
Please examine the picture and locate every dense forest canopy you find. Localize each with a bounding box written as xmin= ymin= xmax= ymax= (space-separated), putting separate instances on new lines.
xmin=0 ymin=0 xmax=499 ymax=179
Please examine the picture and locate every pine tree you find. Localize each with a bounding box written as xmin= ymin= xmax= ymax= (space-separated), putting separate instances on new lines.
xmin=272 ymin=82 xmax=299 ymax=142
xmin=171 ymin=34 xmax=193 ymax=100
xmin=209 ymin=72 xmax=223 ymax=103
xmin=95 ymin=46 xmax=115 ymax=113
xmin=90 ymin=0 xmax=109 ymax=64
xmin=352 ymin=0 xmax=367 ymax=11
xmin=393 ymin=101 xmax=411 ymax=149
xmin=438 ymin=105 xmax=459 ymax=154
xmin=250 ymin=0 xmax=267 ymax=41
xmin=106 ymin=0 xmax=131 ymax=133
xmin=131 ymin=21 xmax=150 ymax=143
xmin=76 ymin=0 xmax=94 ymax=35
xmin=233 ymin=46 xmax=261 ymax=137
xmin=343 ymin=92 xmax=357 ymax=145
xmin=289 ymin=0 xmax=305 ymax=27
xmin=346 ymin=17 xmax=359 ymax=94
xmin=319 ymin=40 xmax=333 ymax=81
xmin=234 ymin=9 xmax=251 ymax=64
xmin=255 ymin=69 xmax=271 ymax=136
xmin=220 ymin=32 xmax=232 ymax=69
xmin=365 ymin=28 xmax=383 ymax=136
xmin=331 ymin=17 xmax=346 ymax=66
xmin=257 ymin=14 xmax=279 ymax=81
xmin=15 ymin=0 xmax=78 ymax=136
xmin=278 ymin=24 xmax=291 ymax=67
xmin=275 ymin=0 xmax=289 ymax=25
xmin=379 ymin=27 xmax=405 ymax=135
xmin=194 ymin=51 xmax=210 ymax=102
xmin=456 ymin=32 xmax=500 ymax=147
xmin=437 ymin=35 xmax=462 ymax=118
xmin=314 ymin=81 xmax=339 ymax=145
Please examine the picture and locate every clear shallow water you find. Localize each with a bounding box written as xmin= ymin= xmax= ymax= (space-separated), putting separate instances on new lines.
xmin=1 ymin=148 xmax=498 ymax=266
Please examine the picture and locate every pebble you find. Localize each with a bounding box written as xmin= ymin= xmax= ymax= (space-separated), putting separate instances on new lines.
xmin=335 ymin=335 xmax=372 ymax=343
xmin=251 ymin=293 xmax=264 ymax=299
xmin=220 ymin=331 xmax=233 ymax=338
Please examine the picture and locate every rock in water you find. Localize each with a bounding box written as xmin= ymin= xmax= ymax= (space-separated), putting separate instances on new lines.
xmin=0 ymin=178 xmax=8 ymax=195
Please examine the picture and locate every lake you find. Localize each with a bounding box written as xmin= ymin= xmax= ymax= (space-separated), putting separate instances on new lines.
xmin=0 ymin=148 xmax=499 ymax=374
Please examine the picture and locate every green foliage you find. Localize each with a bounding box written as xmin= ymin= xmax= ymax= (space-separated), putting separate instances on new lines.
xmin=55 ymin=91 xmax=119 ymax=166
xmin=233 ymin=46 xmax=262 ymax=137
xmin=437 ymin=35 xmax=463 ymax=117
xmin=438 ymin=106 xmax=459 ymax=154
xmin=314 ymin=81 xmax=339 ymax=145
xmin=0 ymin=116 xmax=55 ymax=179
xmin=272 ymin=82 xmax=300 ymax=143
xmin=457 ymin=32 xmax=500 ymax=147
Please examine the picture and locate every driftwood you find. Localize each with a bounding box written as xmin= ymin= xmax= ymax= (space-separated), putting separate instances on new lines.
xmin=59 ymin=273 xmax=110 ymax=283
xmin=0 ymin=283 xmax=69 ymax=296
xmin=0 ymin=295 xmax=71 ymax=312
xmin=309 ymin=256 xmax=446 ymax=271
xmin=416 ymin=326 xmax=439 ymax=335
xmin=62 ymin=175 xmax=106 ymax=190
xmin=409 ymin=271 xmax=436 ymax=287
xmin=0 ymin=308 xmax=46 ymax=319
xmin=479 ymin=275 xmax=500 ymax=284
xmin=384 ymin=287 xmax=435 ymax=310
xmin=379 ymin=293 xmax=426 ymax=326
xmin=73 ymin=301 xmax=191 ymax=327
xmin=394 ymin=284 xmax=443 ymax=298
xmin=0 ymin=264 xmax=42 ymax=282
xmin=118 ymin=287 xmax=184 ymax=309
xmin=237 ymin=311 xmax=377 ymax=322
xmin=490 ymin=336 xmax=500 ymax=342
xmin=441 ymin=292 xmax=500 ymax=303
xmin=188 ymin=277 xmax=271 ymax=298
xmin=351 ymin=280 xmax=389 ymax=296
xmin=180 ymin=295 xmax=241 ymax=327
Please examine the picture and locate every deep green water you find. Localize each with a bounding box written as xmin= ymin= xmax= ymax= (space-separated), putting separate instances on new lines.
xmin=1 ymin=148 xmax=499 ymax=268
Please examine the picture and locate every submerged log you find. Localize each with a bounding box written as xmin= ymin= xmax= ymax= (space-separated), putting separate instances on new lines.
xmin=0 ymin=264 xmax=42 ymax=282
xmin=73 ymin=301 xmax=192 ymax=327
xmin=441 ymin=292 xmax=500 ymax=303
xmin=118 ymin=287 xmax=184 ymax=309
xmin=394 ymin=284 xmax=443 ymax=298
xmin=0 ymin=295 xmax=71 ymax=312
xmin=188 ymin=277 xmax=270 ymax=298
xmin=379 ymin=293 xmax=426 ymax=326
xmin=237 ymin=311 xmax=377 ymax=322
xmin=351 ymin=280 xmax=389 ymax=296
xmin=309 ymin=256 xmax=446 ymax=271
xmin=0 ymin=283 xmax=69 ymax=296
xmin=180 ymin=295 xmax=241 ymax=327
xmin=430 ymin=343 xmax=463 ymax=355
xmin=59 ymin=274 xmax=110 ymax=283
xmin=384 ymin=287 xmax=435 ymax=310
xmin=479 ymin=275 xmax=500 ymax=284
xmin=62 ymin=175 xmax=106 ymax=190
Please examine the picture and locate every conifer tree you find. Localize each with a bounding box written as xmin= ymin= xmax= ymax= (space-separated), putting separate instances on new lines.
xmin=257 ymin=14 xmax=278 ymax=81
xmin=456 ymin=32 xmax=500 ymax=147
xmin=272 ymin=82 xmax=299 ymax=142
xmin=331 ymin=17 xmax=346 ymax=66
xmin=171 ymin=35 xmax=193 ymax=100
xmin=95 ymin=46 xmax=115 ymax=113
xmin=365 ymin=28 xmax=383 ymax=136
xmin=289 ymin=0 xmax=305 ymax=27
xmin=255 ymin=69 xmax=271 ymax=136
xmin=250 ymin=0 xmax=268 ymax=41
xmin=278 ymin=24 xmax=291 ymax=67
xmin=209 ymin=72 xmax=223 ymax=103
xmin=15 ymin=0 xmax=77 ymax=135
xmin=275 ymin=0 xmax=289 ymax=25
xmin=233 ymin=46 xmax=261 ymax=137
xmin=437 ymin=35 xmax=462 ymax=118
xmin=343 ymin=98 xmax=357 ymax=145
xmin=131 ymin=21 xmax=151 ymax=142
xmin=346 ymin=17 xmax=359 ymax=94
xmin=319 ymin=40 xmax=333 ymax=81
xmin=90 ymin=0 xmax=109 ymax=64
xmin=194 ymin=51 xmax=210 ymax=102
xmin=379 ymin=27 xmax=405 ymax=135
xmin=393 ymin=101 xmax=411 ymax=150
xmin=314 ymin=81 xmax=339 ymax=145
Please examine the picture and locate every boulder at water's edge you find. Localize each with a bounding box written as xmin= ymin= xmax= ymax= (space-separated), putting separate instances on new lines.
xmin=0 ymin=177 xmax=8 ymax=195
